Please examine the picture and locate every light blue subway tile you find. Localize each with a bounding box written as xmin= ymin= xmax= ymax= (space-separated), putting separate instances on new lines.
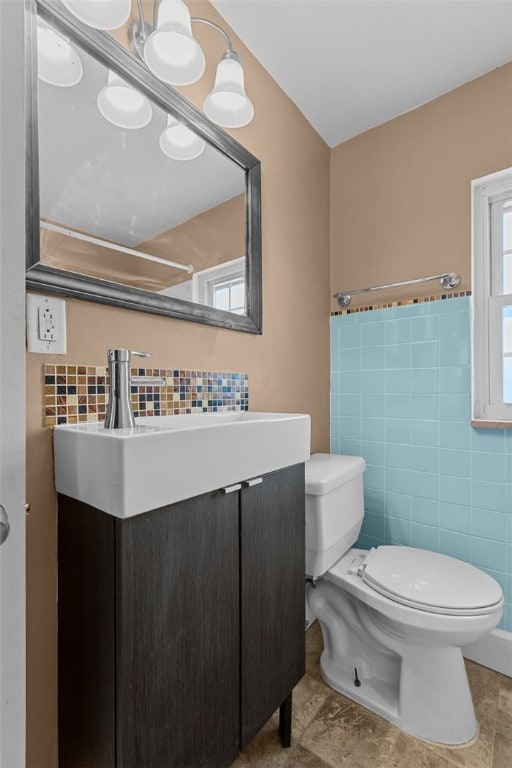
xmin=385 ymin=369 xmax=411 ymax=394
xmin=439 ymin=421 xmax=471 ymax=450
xmin=331 ymin=372 xmax=342 ymax=395
xmin=385 ymin=419 xmax=411 ymax=444
xmin=361 ymin=441 xmax=385 ymax=466
xmin=439 ymin=339 xmax=471 ymax=367
xmin=411 ymin=368 xmax=439 ymax=394
xmin=331 ymin=394 xmax=341 ymax=418
xmin=340 ymin=417 xmax=361 ymax=440
xmin=439 ymin=394 xmax=471 ymax=422
xmin=385 ymin=492 xmax=411 ymax=520
xmin=385 ymin=516 xmax=411 ymax=545
xmin=385 ymin=343 xmax=411 ymax=369
xmin=385 ymin=319 xmax=411 ymax=345
xmin=339 ymin=438 xmax=362 ymax=456
xmin=436 ymin=297 xmax=470 ymax=314
xmin=507 ymin=514 xmax=512 ymax=541
xmin=411 ymin=394 xmax=439 ymax=421
xmin=506 ymin=485 xmax=512 ymax=514
xmin=411 ymin=315 xmax=440 ymax=342
xmin=471 ymin=452 xmax=507 ymax=483
xmin=362 ymin=394 xmax=385 ymax=417
xmin=439 ymin=311 xmax=470 ymax=341
xmin=361 ymin=512 xmax=385 ymax=540
xmin=471 ymin=480 xmax=506 ymax=513
xmin=340 ymin=394 xmax=362 ymax=417
xmin=340 ymin=324 xmax=362 ymax=348
xmin=411 ymin=446 xmax=439 ymax=474
xmin=330 ymin=417 xmax=340 ymax=439
xmin=506 ymin=603 xmax=512 ymax=633
xmin=507 ymin=454 xmax=512 ymax=480
xmin=440 ymin=475 xmax=471 ymax=506
xmin=411 ymin=470 xmax=439 ymax=500
xmin=440 ymin=530 xmax=471 ymax=561
xmin=411 ymin=523 xmax=439 ymax=552
xmin=357 ymin=308 xmax=390 ymax=324
xmin=362 ymin=418 xmax=386 ymax=442
xmin=364 ymin=488 xmax=385 ymax=515
xmin=359 ymin=534 xmax=383 ymax=550
xmin=411 ymin=498 xmax=440 ymax=526
xmin=506 ymin=544 xmax=512 ymax=573
xmin=472 ymin=509 xmax=507 ymax=541
xmin=330 ymin=437 xmax=341 ymax=454
xmin=362 ymin=345 xmax=386 ymax=370
xmin=331 ymin=347 xmax=341 ymax=373
xmin=361 ymin=371 xmax=383 ymax=394
xmin=386 ymin=468 xmax=411 ymax=495
xmin=411 ymin=341 xmax=439 ymax=368
xmin=385 ymin=394 xmax=411 ymax=420
xmin=362 ymin=322 xmax=386 ymax=346
xmin=389 ymin=303 xmax=430 ymax=319
xmin=341 ymin=371 xmax=362 ymax=393
xmin=340 ymin=347 xmax=362 ymax=371
xmin=439 ymin=502 xmax=471 ymax=534
xmin=471 ymin=429 xmax=506 ymax=454
xmin=471 ymin=537 xmax=506 ymax=571
xmin=365 ymin=464 xmax=386 ymax=490
xmin=386 ymin=443 xmax=411 ymax=469
xmin=411 ymin=420 xmax=439 ymax=447
xmin=439 ymin=366 xmax=470 ymax=394
xmin=335 ymin=312 xmax=358 ymax=326
xmin=506 ymin=431 xmax=512 ymax=453
xmin=439 ymin=449 xmax=471 ymax=478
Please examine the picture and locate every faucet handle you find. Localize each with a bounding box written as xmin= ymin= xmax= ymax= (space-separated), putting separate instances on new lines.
xmin=107 ymin=349 xmax=152 ymax=362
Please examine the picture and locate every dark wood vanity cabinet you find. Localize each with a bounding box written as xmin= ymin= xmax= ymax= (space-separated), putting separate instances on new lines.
xmin=58 ymin=463 xmax=305 ymax=768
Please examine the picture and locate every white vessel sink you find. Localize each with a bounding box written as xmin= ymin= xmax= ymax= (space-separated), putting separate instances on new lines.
xmin=53 ymin=412 xmax=311 ymax=518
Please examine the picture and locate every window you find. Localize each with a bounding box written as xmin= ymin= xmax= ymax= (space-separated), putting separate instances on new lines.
xmin=193 ymin=257 xmax=246 ymax=314
xmin=472 ymin=168 xmax=512 ymax=421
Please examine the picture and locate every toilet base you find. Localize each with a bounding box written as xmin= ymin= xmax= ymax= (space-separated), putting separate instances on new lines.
xmin=310 ymin=580 xmax=480 ymax=746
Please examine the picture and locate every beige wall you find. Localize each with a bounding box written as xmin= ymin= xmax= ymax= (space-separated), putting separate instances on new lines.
xmin=330 ymin=63 xmax=512 ymax=311
xmin=26 ymin=2 xmax=331 ymax=765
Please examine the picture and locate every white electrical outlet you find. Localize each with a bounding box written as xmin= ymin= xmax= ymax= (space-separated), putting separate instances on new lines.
xmin=26 ymin=294 xmax=67 ymax=354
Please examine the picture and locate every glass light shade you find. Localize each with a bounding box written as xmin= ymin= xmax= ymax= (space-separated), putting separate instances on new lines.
xmin=159 ymin=115 xmax=205 ymax=161
xmin=97 ymin=70 xmax=153 ymax=129
xmin=203 ymin=54 xmax=254 ymax=128
xmin=37 ymin=24 xmax=83 ymax=87
xmin=61 ymin=0 xmax=131 ymax=30
xmin=144 ymin=0 xmax=205 ymax=85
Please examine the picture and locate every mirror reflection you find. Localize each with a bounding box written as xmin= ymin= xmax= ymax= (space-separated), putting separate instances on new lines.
xmin=37 ymin=17 xmax=247 ymax=314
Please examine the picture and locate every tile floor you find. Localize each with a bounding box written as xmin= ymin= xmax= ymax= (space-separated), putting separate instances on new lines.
xmin=234 ymin=622 xmax=512 ymax=768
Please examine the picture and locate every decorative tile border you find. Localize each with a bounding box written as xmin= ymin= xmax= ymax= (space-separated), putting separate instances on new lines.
xmin=43 ymin=364 xmax=249 ymax=427
xmin=331 ymin=290 xmax=472 ymax=316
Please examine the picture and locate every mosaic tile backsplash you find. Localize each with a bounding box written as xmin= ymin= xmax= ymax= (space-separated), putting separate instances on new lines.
xmin=43 ymin=364 xmax=248 ymax=427
xmin=331 ymin=295 xmax=512 ymax=633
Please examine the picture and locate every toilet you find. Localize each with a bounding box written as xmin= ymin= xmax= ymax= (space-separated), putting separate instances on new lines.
xmin=305 ymin=453 xmax=504 ymax=746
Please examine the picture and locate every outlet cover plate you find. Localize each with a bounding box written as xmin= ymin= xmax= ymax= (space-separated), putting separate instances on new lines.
xmin=26 ymin=293 xmax=67 ymax=354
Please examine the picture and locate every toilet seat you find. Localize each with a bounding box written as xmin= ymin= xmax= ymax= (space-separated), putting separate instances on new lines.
xmin=360 ymin=546 xmax=503 ymax=616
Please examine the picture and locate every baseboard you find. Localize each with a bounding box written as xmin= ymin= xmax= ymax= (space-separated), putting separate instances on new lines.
xmin=463 ymin=629 xmax=512 ymax=677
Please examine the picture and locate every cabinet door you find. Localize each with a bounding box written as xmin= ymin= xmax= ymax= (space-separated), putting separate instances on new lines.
xmin=240 ymin=464 xmax=305 ymax=748
xmin=116 ymin=491 xmax=240 ymax=768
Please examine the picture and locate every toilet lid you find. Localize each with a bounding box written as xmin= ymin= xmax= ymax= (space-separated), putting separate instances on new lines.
xmin=361 ymin=546 xmax=503 ymax=615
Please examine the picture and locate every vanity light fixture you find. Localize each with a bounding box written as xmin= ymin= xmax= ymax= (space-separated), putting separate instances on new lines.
xmin=159 ymin=115 xmax=206 ymax=161
xmin=97 ymin=69 xmax=153 ymax=129
xmin=62 ymin=0 xmax=255 ymax=129
xmin=37 ymin=23 xmax=83 ymax=87
xmin=61 ymin=0 xmax=132 ymax=31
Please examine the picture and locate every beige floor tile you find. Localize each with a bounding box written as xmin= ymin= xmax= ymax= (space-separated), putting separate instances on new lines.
xmin=299 ymin=693 xmax=399 ymax=768
xmin=283 ymin=744 xmax=336 ymax=768
xmin=492 ymin=677 xmax=512 ymax=768
xmin=292 ymin=673 xmax=335 ymax=737
xmin=231 ymin=714 xmax=290 ymax=768
xmin=305 ymin=622 xmax=325 ymax=684
xmin=386 ymin=733 xmax=457 ymax=768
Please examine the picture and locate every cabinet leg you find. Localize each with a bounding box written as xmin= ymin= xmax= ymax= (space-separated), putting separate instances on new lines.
xmin=279 ymin=692 xmax=292 ymax=748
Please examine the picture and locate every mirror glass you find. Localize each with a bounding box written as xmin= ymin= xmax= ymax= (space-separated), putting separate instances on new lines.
xmin=28 ymin=2 xmax=261 ymax=332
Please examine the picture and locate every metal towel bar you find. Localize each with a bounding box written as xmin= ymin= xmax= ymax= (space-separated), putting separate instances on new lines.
xmin=333 ymin=272 xmax=461 ymax=307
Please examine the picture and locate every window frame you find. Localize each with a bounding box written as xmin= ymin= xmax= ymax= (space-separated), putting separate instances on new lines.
xmin=472 ymin=167 xmax=512 ymax=422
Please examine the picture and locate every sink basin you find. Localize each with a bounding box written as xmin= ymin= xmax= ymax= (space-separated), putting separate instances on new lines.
xmin=53 ymin=412 xmax=311 ymax=518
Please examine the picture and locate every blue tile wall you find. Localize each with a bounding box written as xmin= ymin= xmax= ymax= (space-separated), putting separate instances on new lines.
xmin=330 ymin=297 xmax=512 ymax=633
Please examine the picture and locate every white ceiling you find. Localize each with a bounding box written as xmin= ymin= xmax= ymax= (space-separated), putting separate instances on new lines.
xmin=212 ymin=0 xmax=512 ymax=147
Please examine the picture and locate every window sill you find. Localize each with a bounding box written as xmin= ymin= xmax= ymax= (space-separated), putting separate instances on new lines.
xmin=471 ymin=419 xmax=512 ymax=430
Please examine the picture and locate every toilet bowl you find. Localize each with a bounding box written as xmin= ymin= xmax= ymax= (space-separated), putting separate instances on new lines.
xmin=305 ymin=453 xmax=504 ymax=746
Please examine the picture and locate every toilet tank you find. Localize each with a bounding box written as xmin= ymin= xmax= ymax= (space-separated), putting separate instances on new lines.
xmin=305 ymin=453 xmax=366 ymax=578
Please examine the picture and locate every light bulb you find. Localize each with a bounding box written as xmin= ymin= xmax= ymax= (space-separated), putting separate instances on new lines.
xmin=97 ymin=70 xmax=153 ymax=129
xmin=144 ymin=0 xmax=205 ymax=86
xmin=203 ymin=51 xmax=254 ymax=128
xmin=37 ymin=24 xmax=83 ymax=87
xmin=61 ymin=0 xmax=131 ymax=30
xmin=159 ymin=115 xmax=205 ymax=161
